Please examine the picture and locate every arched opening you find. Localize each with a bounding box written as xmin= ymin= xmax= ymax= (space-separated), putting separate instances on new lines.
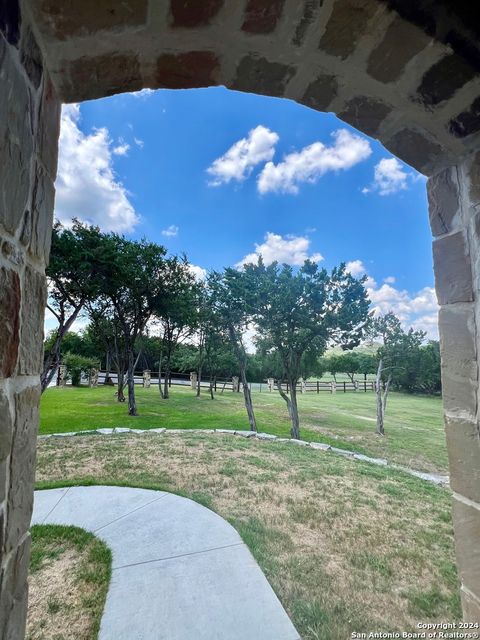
xmin=1 ymin=0 xmax=480 ymax=634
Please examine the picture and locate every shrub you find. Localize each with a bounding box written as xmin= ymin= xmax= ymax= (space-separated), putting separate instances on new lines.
xmin=62 ymin=353 xmax=100 ymax=386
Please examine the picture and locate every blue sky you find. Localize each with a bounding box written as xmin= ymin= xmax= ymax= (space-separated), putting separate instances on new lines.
xmin=48 ymin=87 xmax=438 ymax=338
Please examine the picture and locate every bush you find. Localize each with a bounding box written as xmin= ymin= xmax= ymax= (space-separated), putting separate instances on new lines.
xmin=62 ymin=352 xmax=100 ymax=386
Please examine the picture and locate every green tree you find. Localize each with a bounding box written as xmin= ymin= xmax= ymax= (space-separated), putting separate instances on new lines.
xmin=93 ymin=235 xmax=168 ymax=415
xmin=153 ymin=258 xmax=200 ymax=399
xmin=209 ymin=269 xmax=258 ymax=431
xmin=372 ymin=312 xmax=426 ymax=434
xmin=41 ymin=221 xmax=105 ymax=392
xmin=246 ymin=259 xmax=370 ymax=439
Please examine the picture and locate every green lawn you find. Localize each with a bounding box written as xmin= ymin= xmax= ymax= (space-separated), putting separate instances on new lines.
xmin=40 ymin=385 xmax=447 ymax=473
xmin=35 ymin=432 xmax=460 ymax=639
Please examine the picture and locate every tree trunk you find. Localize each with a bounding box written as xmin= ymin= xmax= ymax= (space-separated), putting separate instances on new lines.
xmin=375 ymin=359 xmax=385 ymax=436
xmin=197 ymin=363 xmax=202 ymax=397
xmin=288 ymin=381 xmax=300 ymax=439
xmin=40 ymin=305 xmax=83 ymax=393
xmin=158 ymin=351 xmax=164 ymax=399
xmin=104 ymin=350 xmax=113 ymax=385
xmin=383 ymin=374 xmax=392 ymax=415
xmin=127 ymin=349 xmax=137 ymax=416
xmin=163 ymin=362 xmax=170 ymax=399
xmin=227 ymin=325 xmax=257 ymax=432
xmin=239 ymin=360 xmax=257 ymax=432
xmin=276 ymin=379 xmax=300 ymax=439
xmin=117 ymin=369 xmax=126 ymax=402
xmin=209 ymin=374 xmax=215 ymax=400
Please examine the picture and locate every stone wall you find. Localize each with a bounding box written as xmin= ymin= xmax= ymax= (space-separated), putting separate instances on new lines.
xmin=0 ymin=4 xmax=60 ymax=637
xmin=429 ymin=153 xmax=480 ymax=622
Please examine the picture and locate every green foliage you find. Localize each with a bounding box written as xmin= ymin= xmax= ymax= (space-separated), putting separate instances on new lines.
xmin=62 ymin=352 xmax=100 ymax=386
xmin=373 ymin=312 xmax=440 ymax=393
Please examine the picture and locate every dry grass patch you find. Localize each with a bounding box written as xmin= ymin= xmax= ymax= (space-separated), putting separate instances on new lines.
xmin=27 ymin=525 xmax=111 ymax=640
xmin=36 ymin=433 xmax=460 ymax=639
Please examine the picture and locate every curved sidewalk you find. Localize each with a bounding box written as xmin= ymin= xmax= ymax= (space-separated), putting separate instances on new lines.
xmin=32 ymin=486 xmax=300 ymax=640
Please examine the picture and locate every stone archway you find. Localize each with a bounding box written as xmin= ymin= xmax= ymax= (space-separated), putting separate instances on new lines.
xmin=1 ymin=1 xmax=479 ymax=635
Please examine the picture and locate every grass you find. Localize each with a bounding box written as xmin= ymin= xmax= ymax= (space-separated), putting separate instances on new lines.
xmin=27 ymin=524 xmax=111 ymax=640
xmin=40 ymin=385 xmax=447 ymax=472
xmin=35 ymin=432 xmax=461 ymax=639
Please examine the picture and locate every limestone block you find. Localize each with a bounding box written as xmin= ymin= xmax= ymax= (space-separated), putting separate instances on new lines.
xmin=452 ymin=497 xmax=480 ymax=601
xmin=0 ymin=42 xmax=34 ymax=236
xmin=0 ymin=388 xmax=13 ymax=463
xmin=30 ymin=0 xmax=148 ymax=39
xmin=383 ymin=128 xmax=444 ymax=175
xmin=467 ymin=151 xmax=480 ymax=206
xmin=171 ymin=0 xmax=223 ymax=27
xmin=0 ymin=535 xmax=30 ymax=640
xmin=6 ymin=387 xmax=39 ymax=553
xmin=37 ymin=74 xmax=61 ymax=179
xmin=338 ymin=96 xmax=391 ymax=137
xmin=427 ymin=167 xmax=461 ymax=237
xmin=0 ymin=267 xmax=21 ymax=378
xmin=367 ymin=17 xmax=430 ymax=83
xmin=416 ymin=54 xmax=476 ymax=108
xmin=156 ymin=51 xmax=219 ymax=89
xmin=20 ymin=26 xmax=42 ymax=89
xmin=59 ymin=53 xmax=142 ymax=102
xmin=231 ymin=55 xmax=295 ymax=97
xmin=241 ymin=0 xmax=286 ymax=34
xmin=19 ymin=266 xmax=46 ymax=375
xmin=439 ymin=305 xmax=477 ymax=418
xmin=300 ymin=74 xmax=337 ymax=112
xmin=433 ymin=233 xmax=473 ymax=305
xmin=446 ymin=417 xmax=480 ymax=504
xmin=318 ymin=0 xmax=377 ymax=60
xmin=449 ymin=97 xmax=480 ymax=140
xmin=26 ymin=165 xmax=55 ymax=263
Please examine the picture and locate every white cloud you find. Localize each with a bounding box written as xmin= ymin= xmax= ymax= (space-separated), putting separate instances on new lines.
xmin=129 ymin=88 xmax=155 ymax=99
xmin=236 ymin=232 xmax=323 ymax=268
xmin=207 ymin=125 xmax=279 ymax=186
xmin=161 ymin=224 xmax=179 ymax=237
xmin=55 ymin=104 xmax=139 ymax=232
xmin=384 ymin=276 xmax=396 ymax=284
xmin=257 ymin=129 xmax=372 ymax=195
xmin=134 ymin=137 xmax=144 ymax=148
xmin=345 ymin=260 xmax=367 ymax=277
xmin=367 ymin=282 xmax=439 ymax=338
xmin=189 ymin=264 xmax=207 ymax=281
xmin=363 ymin=157 xmax=410 ymax=196
xmin=113 ymin=140 xmax=130 ymax=156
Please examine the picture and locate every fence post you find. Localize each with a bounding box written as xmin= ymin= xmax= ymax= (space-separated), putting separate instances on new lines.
xmin=169 ymin=374 xmax=172 ymax=388
xmin=58 ymin=364 xmax=67 ymax=387
xmin=343 ymin=382 xmax=346 ymax=393
xmin=232 ymin=376 xmax=239 ymax=392
xmin=89 ymin=368 xmax=99 ymax=388
xmin=331 ymin=381 xmax=336 ymax=394
xmin=142 ymin=370 xmax=151 ymax=388
xmin=190 ymin=371 xmax=197 ymax=390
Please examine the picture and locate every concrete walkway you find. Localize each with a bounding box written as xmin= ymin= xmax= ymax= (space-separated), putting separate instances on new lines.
xmin=32 ymin=486 xmax=300 ymax=640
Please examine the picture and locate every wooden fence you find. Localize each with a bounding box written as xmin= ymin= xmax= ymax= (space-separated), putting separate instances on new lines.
xmin=86 ymin=371 xmax=375 ymax=393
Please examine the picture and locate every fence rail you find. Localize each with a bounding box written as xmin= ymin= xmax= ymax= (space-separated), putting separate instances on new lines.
xmin=55 ymin=370 xmax=375 ymax=393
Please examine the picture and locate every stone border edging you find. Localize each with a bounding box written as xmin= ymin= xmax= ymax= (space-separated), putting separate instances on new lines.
xmin=37 ymin=428 xmax=449 ymax=487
